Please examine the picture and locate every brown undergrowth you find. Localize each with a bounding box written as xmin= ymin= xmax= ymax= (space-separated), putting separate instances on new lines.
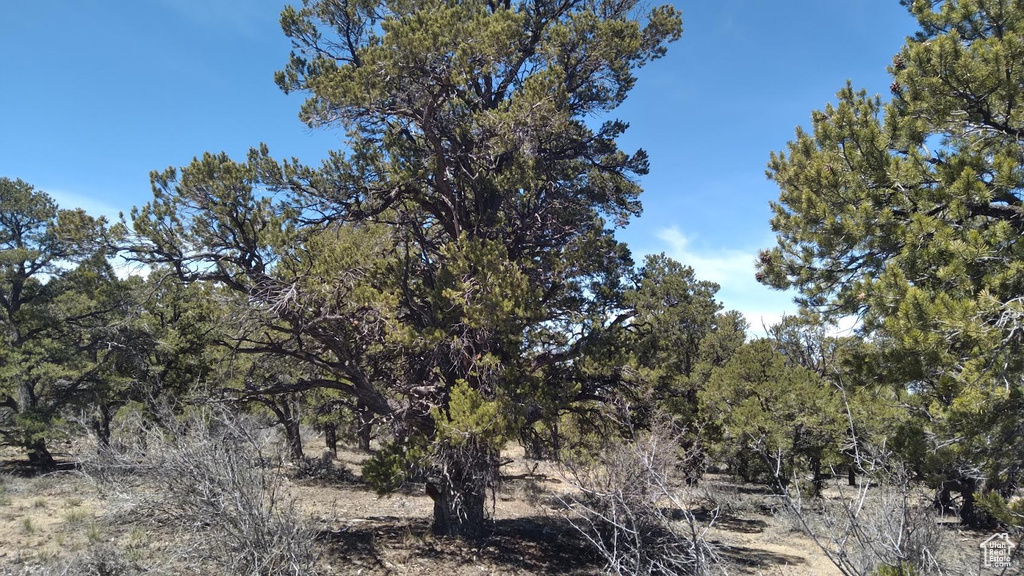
xmin=0 ymin=437 xmax=997 ymax=576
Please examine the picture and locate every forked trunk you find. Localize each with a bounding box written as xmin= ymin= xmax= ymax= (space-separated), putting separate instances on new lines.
xmin=936 ymin=476 xmax=986 ymax=527
xmin=425 ymin=441 xmax=496 ymax=539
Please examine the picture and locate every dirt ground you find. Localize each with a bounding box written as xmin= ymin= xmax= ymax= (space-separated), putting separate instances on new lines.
xmin=0 ymin=441 xmax=1012 ymax=575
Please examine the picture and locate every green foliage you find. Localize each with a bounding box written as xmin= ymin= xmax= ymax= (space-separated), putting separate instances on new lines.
xmin=758 ymin=0 xmax=1024 ymax=513
xmin=362 ymin=439 xmax=428 ymax=494
xmin=434 ymin=380 xmax=508 ymax=448
xmin=0 ymin=177 xmax=127 ymax=464
xmin=977 ymin=491 xmax=1024 ymax=528
xmin=623 ymin=254 xmax=725 ymax=422
xmin=702 ymin=339 xmax=845 ymax=488
xmin=134 ymin=0 xmax=684 ymax=536
xmin=873 ymin=564 xmax=917 ymax=576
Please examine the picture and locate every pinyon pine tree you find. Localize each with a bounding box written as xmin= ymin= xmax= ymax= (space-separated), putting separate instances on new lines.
xmin=758 ymin=0 xmax=1024 ymax=524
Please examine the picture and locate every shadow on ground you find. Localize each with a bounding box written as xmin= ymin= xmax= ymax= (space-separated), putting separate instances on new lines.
xmin=0 ymin=457 xmax=78 ymax=477
xmin=718 ymin=542 xmax=807 ymax=570
xmin=317 ymin=515 xmax=600 ymax=575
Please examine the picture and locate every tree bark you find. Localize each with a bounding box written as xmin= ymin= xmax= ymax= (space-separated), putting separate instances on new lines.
xmin=283 ymin=416 xmax=304 ymax=462
xmin=92 ymin=402 xmax=113 ymax=451
xmin=810 ymin=454 xmax=823 ymax=496
xmin=356 ymin=401 xmax=372 ymax=452
xmin=936 ymin=476 xmax=986 ymax=527
xmin=427 ymin=479 xmax=487 ymax=539
xmin=27 ymin=438 xmax=55 ymax=470
xmin=425 ymin=443 xmax=495 ymax=539
xmin=324 ymin=423 xmax=338 ymax=457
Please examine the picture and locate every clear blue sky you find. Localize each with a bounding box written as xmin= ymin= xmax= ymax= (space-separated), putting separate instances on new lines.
xmin=0 ymin=0 xmax=916 ymax=331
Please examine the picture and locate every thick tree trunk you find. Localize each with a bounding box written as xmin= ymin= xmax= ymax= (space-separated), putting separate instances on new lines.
xmin=936 ymin=476 xmax=986 ymax=526
xmin=425 ymin=443 xmax=496 ymax=539
xmin=27 ymin=438 xmax=55 ymax=470
xmin=848 ymin=464 xmax=857 ymax=487
xmin=428 ymin=482 xmax=486 ymax=538
xmin=324 ymin=423 xmax=338 ymax=457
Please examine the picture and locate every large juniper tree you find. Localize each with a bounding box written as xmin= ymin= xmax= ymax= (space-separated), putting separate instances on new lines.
xmin=278 ymin=0 xmax=681 ymax=537
xmin=133 ymin=0 xmax=681 ymax=537
xmin=757 ymin=0 xmax=1024 ymax=523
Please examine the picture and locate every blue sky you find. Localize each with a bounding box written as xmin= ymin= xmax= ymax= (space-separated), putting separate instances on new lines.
xmin=0 ymin=1 xmax=916 ymax=331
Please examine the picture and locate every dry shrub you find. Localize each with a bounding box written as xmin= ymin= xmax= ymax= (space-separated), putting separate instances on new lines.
xmin=81 ymin=406 xmax=317 ymax=576
xmin=558 ymin=423 xmax=722 ymax=576
xmin=0 ymin=545 xmax=139 ymax=576
xmin=772 ymin=444 xmax=962 ymax=576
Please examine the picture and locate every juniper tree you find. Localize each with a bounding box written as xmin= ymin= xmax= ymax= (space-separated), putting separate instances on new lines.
xmin=134 ymin=0 xmax=681 ymax=537
xmin=278 ymin=0 xmax=681 ymax=536
xmin=701 ymin=338 xmax=846 ymax=494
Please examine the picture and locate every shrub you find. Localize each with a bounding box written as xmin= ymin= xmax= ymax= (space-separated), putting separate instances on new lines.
xmin=773 ymin=443 xmax=958 ymax=576
xmin=82 ymin=406 xmax=318 ymax=575
xmin=559 ymin=421 xmax=721 ymax=575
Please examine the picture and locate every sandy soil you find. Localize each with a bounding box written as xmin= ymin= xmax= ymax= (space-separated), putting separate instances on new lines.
xmin=0 ymin=443 xmax=1011 ymax=575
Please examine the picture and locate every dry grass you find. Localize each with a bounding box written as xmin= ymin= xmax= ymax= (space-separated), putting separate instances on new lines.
xmin=0 ymin=437 xmax=1008 ymax=576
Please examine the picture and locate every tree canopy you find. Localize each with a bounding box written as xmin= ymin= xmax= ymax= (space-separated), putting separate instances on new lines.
xmin=0 ymin=177 xmax=124 ymax=467
xmin=132 ymin=0 xmax=683 ymax=537
xmin=757 ymin=0 xmax=1024 ymax=523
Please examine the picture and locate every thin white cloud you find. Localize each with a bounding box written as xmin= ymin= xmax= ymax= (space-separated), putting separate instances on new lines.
xmin=655 ymin=227 xmax=755 ymax=287
xmin=46 ymin=189 xmax=124 ymax=222
xmin=649 ymin=226 xmax=798 ymax=336
xmin=155 ymin=0 xmax=271 ymax=37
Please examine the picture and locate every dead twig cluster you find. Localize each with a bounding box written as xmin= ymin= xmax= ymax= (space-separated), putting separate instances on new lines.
xmin=558 ymin=423 xmax=722 ymax=575
xmin=80 ymin=406 xmax=318 ymax=576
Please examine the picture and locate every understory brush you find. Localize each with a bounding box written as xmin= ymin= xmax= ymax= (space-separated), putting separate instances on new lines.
xmin=79 ymin=407 xmax=318 ymax=576
xmin=558 ymin=422 xmax=723 ymax=576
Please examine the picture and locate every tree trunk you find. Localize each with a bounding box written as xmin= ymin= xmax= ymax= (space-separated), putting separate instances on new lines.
xmin=936 ymin=476 xmax=986 ymax=527
xmin=324 ymin=423 xmax=338 ymax=457
xmin=549 ymin=421 xmax=561 ymax=461
xmin=266 ymin=394 xmax=304 ymax=462
xmin=425 ymin=442 xmax=495 ymax=539
xmin=848 ymin=464 xmax=857 ymax=487
xmin=27 ymin=438 xmax=55 ymax=470
xmin=521 ymin=428 xmax=545 ymax=460
xmin=810 ymin=454 xmax=823 ymax=496
xmin=283 ymin=417 xmax=304 ymax=462
xmin=356 ymin=401 xmax=372 ymax=452
xmin=427 ymin=479 xmax=487 ymax=539
xmin=92 ymin=402 xmax=113 ymax=451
